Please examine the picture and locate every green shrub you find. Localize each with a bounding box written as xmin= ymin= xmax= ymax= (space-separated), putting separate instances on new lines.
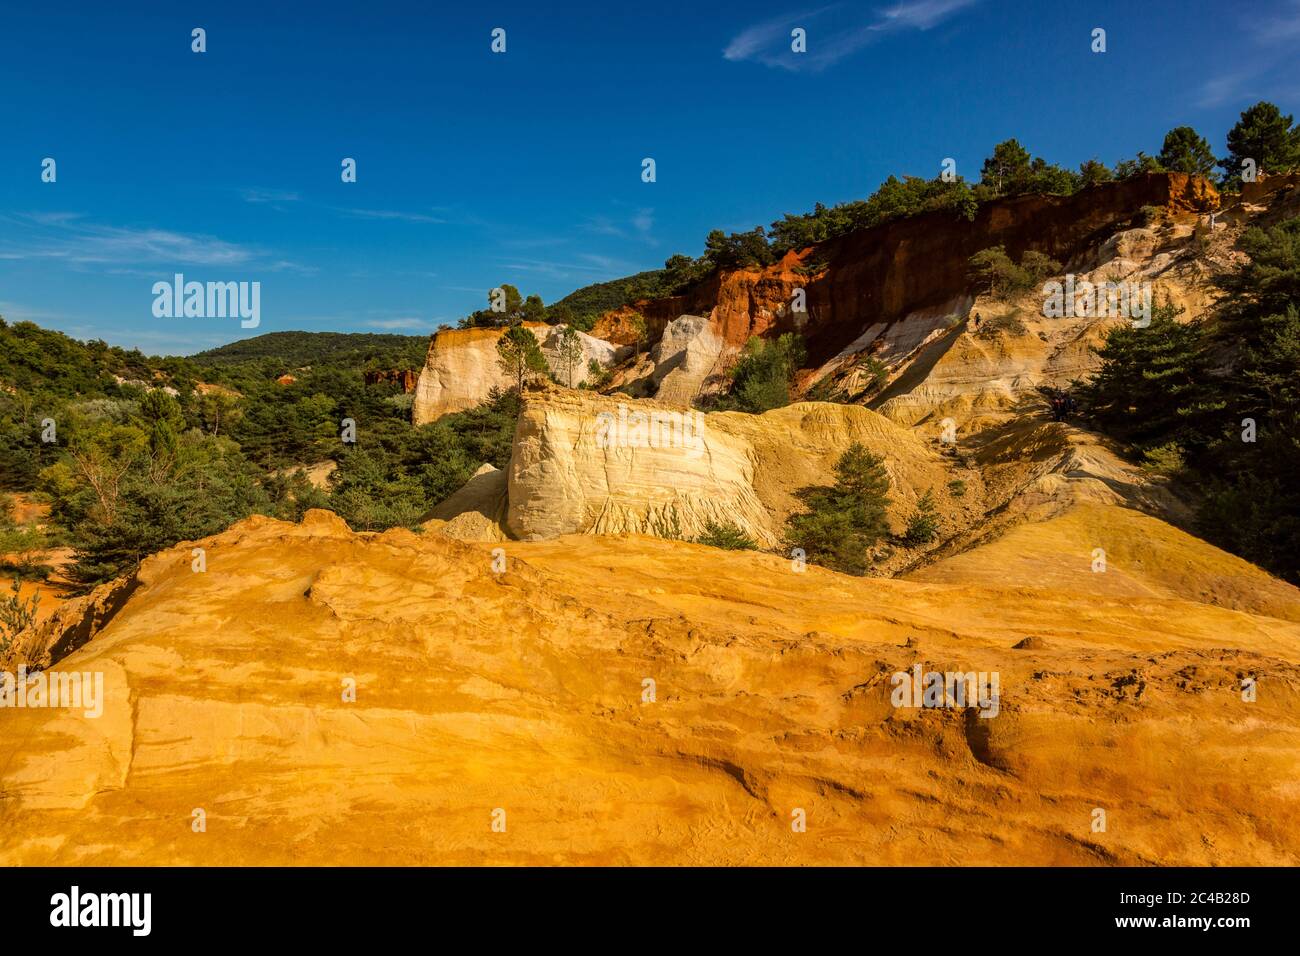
xmin=804 ymin=376 xmax=850 ymax=404
xmin=976 ymin=311 xmax=1029 ymax=338
xmin=583 ymin=358 xmax=613 ymax=390
xmin=793 ymin=256 xmax=830 ymax=277
xmin=1020 ymin=250 xmax=1062 ymax=285
xmin=648 ymin=506 xmax=684 ymax=541
xmin=864 ymin=357 xmax=889 ymax=391
xmin=695 ymin=520 xmax=757 ymax=551
xmin=721 ymin=334 xmax=807 ymax=414
xmin=968 ymin=247 xmax=1060 ymax=301
xmin=968 ymin=246 xmax=1024 ymax=298
xmin=496 ymin=325 xmax=549 ymax=391
xmin=0 ymin=578 xmax=39 ymax=656
xmin=902 ymin=489 xmax=940 ymax=545
xmin=1141 ymin=442 xmax=1185 ymax=476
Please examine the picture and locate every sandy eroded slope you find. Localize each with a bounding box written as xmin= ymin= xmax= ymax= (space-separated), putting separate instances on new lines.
xmin=1 ymin=509 xmax=1297 ymax=866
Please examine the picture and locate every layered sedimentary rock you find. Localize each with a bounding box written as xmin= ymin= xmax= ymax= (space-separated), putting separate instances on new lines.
xmin=595 ymin=174 xmax=1219 ymax=370
xmin=411 ymin=324 xmax=624 ymax=424
xmin=910 ymin=501 xmax=1300 ymax=624
xmin=501 ymin=387 xmax=947 ymax=546
xmin=867 ymin=196 xmax=1285 ymax=429
xmin=616 ymin=314 xmax=727 ymax=406
xmin=414 ymin=177 xmax=1223 ymax=419
xmin=2 ymin=509 xmax=1298 ymax=865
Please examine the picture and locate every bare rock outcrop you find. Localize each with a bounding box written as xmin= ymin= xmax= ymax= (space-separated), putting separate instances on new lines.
xmin=421 ymin=463 xmax=508 ymax=542
xmin=2 ymin=509 xmax=1298 ymax=865
xmin=617 ymin=314 xmax=727 ymax=406
xmin=596 ymin=174 xmax=1219 ymax=378
xmin=497 ymin=388 xmax=947 ymax=546
xmin=364 ymin=368 xmax=418 ymax=392
xmin=411 ymin=324 xmax=624 ymax=424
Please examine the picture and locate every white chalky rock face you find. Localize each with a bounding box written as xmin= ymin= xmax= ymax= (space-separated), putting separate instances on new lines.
xmin=411 ymin=324 xmax=624 ymax=425
xmin=499 ymin=387 xmax=947 ymax=546
xmin=537 ymin=325 xmax=628 ymax=387
xmin=505 ymin=391 xmax=770 ymax=544
xmin=645 ymin=314 xmax=726 ymax=406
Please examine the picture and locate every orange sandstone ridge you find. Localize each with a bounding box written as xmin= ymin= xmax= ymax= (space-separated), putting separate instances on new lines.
xmin=1 ymin=509 xmax=1298 ymax=866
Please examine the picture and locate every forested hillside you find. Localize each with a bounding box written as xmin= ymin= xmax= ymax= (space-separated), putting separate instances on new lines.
xmin=191 ymin=330 xmax=426 ymax=369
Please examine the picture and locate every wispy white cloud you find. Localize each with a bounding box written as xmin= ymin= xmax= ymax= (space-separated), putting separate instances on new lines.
xmin=0 ymin=220 xmax=255 ymax=266
xmin=1245 ymin=0 xmax=1300 ymax=44
xmin=876 ymin=0 xmax=976 ymax=29
xmin=580 ymin=207 xmax=656 ymax=243
xmin=0 ymin=300 xmax=76 ymax=323
xmin=238 ymin=186 xmax=447 ymax=225
xmin=240 ymin=187 xmax=301 ymax=205
xmin=723 ymin=0 xmax=978 ymax=72
xmin=632 ymin=208 xmax=655 ymax=235
xmin=583 ymin=215 xmax=626 ymax=237
xmin=364 ymin=317 xmax=426 ymax=330
xmin=498 ymin=254 xmax=634 ymax=282
xmin=1199 ymin=1 xmax=1300 ymax=107
xmin=266 ymin=259 xmax=319 ymax=275
xmin=25 ymin=211 xmax=84 ymax=226
xmin=1199 ymin=71 xmax=1253 ymax=109
xmin=0 ymin=305 xmax=231 ymax=354
xmin=723 ymin=6 xmax=827 ymax=69
xmin=336 ymin=207 xmax=446 ymax=224
xmin=0 ymin=213 xmax=312 ymax=273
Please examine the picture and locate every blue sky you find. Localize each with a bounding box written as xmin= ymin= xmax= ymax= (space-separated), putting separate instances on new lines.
xmin=1 ymin=0 xmax=1298 ymax=355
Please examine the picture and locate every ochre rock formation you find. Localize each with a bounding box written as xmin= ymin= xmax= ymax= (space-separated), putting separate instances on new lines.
xmin=412 ymin=324 xmax=623 ymax=424
xmin=364 ymin=368 xmax=418 ymax=392
xmin=417 ymin=176 xmax=1222 ymax=416
xmin=598 ymin=174 xmax=1219 ymax=370
xmin=422 ymin=463 xmax=508 ymax=542
xmin=412 ymin=326 xmax=532 ymax=424
xmin=500 ymin=388 xmax=946 ymax=546
xmin=1 ymin=509 xmax=1297 ymax=865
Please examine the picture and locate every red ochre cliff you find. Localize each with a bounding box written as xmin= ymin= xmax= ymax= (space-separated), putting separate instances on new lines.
xmin=594 ymin=173 xmax=1219 ymax=365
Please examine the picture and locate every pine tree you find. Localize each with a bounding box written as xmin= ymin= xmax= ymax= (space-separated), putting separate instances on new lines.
xmin=555 ymin=325 xmax=584 ymax=388
xmin=496 ymin=325 xmax=549 ymax=392
xmin=726 ymin=334 xmax=807 ymax=413
xmin=1221 ymin=101 xmax=1300 ymax=183
xmin=980 ymin=139 xmax=1032 ymax=197
xmin=628 ymin=313 xmax=648 ymax=358
xmin=1215 ymin=217 xmax=1300 ymax=352
xmin=1078 ymin=302 xmax=1215 ymax=453
xmin=1196 ymin=218 xmax=1300 ymax=580
xmin=1079 ymin=159 xmax=1114 ymax=188
xmin=785 ymin=442 xmax=892 ymax=574
xmin=1158 ymin=126 xmax=1216 ymax=176
xmin=904 ymin=489 xmax=940 ymax=545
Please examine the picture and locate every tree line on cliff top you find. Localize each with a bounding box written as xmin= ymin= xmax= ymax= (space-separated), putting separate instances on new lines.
xmin=459 ymin=101 xmax=1300 ymax=331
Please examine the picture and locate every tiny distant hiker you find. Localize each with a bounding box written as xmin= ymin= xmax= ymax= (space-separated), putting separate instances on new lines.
xmin=972 ymin=311 xmax=982 ymax=330
xmin=1050 ymin=392 xmax=1066 ymax=422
